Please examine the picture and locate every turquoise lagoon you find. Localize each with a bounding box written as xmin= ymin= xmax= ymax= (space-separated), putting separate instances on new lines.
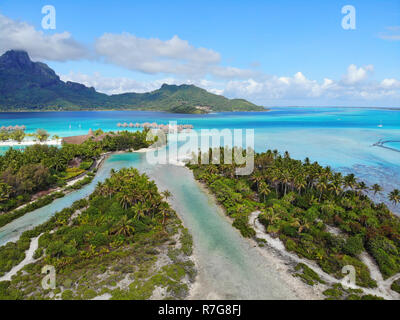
xmin=0 ymin=107 xmax=399 ymax=299
xmin=1 ymin=107 xmax=399 ymax=202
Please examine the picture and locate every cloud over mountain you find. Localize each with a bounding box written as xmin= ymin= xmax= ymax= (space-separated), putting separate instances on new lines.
xmin=0 ymin=13 xmax=87 ymax=61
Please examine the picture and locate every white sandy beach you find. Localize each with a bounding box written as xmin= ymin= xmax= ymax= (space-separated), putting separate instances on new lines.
xmin=0 ymin=139 xmax=62 ymax=147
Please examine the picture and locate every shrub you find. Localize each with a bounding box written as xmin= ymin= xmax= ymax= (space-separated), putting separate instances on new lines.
xmin=343 ymin=235 xmax=364 ymax=256
xmin=79 ymin=160 xmax=93 ymax=170
xmin=232 ymin=216 xmax=256 ymax=238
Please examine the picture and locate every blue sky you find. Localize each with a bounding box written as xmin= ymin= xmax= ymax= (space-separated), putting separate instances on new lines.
xmin=0 ymin=0 xmax=399 ymax=106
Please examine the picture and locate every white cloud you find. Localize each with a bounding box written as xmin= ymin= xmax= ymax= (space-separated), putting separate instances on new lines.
xmin=342 ymin=64 xmax=374 ymax=84
xmin=95 ymin=33 xmax=255 ymax=80
xmin=222 ymin=65 xmax=400 ymax=106
xmin=95 ymin=33 xmax=220 ymax=76
xmin=0 ymin=13 xmax=86 ymax=61
xmin=61 ymin=64 xmax=400 ymax=107
xmin=381 ymin=78 xmax=400 ymax=89
xmin=60 ymin=72 xmax=224 ymax=95
xmin=61 ymin=72 xmax=176 ymax=94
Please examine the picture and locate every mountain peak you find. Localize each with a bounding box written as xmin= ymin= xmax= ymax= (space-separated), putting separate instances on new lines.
xmin=160 ymin=83 xmax=196 ymax=91
xmin=0 ymin=50 xmax=265 ymax=112
xmin=0 ymin=50 xmax=60 ymax=83
xmin=0 ymin=50 xmax=32 ymax=69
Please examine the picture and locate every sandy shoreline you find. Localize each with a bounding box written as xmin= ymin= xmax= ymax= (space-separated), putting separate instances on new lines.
xmin=188 ymin=176 xmax=320 ymax=300
xmin=0 ymin=139 xmax=62 ymax=147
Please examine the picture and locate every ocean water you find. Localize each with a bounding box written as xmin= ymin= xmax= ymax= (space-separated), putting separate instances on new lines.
xmin=384 ymin=141 xmax=400 ymax=152
xmin=0 ymin=107 xmax=399 ymax=298
xmin=0 ymin=107 xmax=399 ymax=209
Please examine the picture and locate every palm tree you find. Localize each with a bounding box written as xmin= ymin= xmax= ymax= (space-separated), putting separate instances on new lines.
xmin=133 ymin=202 xmax=147 ymax=220
xmin=159 ymin=202 xmax=170 ymax=226
xmin=258 ymin=182 xmax=271 ymax=202
xmin=389 ymin=189 xmax=400 ymax=206
xmin=112 ymin=215 xmax=135 ymax=236
xmin=280 ymin=170 xmax=291 ymax=196
xmin=250 ymin=171 xmax=264 ymax=191
xmin=316 ymin=177 xmax=328 ymax=201
xmin=330 ymin=179 xmax=343 ymax=197
xmin=294 ymin=176 xmax=307 ymax=194
xmin=162 ymin=190 xmax=172 ymax=201
xmin=0 ymin=182 xmax=12 ymax=202
xmin=344 ymin=174 xmax=357 ymax=191
xmin=357 ymin=182 xmax=368 ymax=195
xmin=371 ymin=184 xmax=383 ymax=196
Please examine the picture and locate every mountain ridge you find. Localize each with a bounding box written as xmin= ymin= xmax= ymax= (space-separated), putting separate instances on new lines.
xmin=0 ymin=50 xmax=266 ymax=113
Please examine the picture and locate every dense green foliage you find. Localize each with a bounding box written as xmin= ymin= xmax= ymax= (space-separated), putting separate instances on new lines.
xmin=0 ymin=129 xmax=150 ymax=213
xmin=169 ymin=105 xmax=207 ymax=114
xmin=0 ymin=50 xmax=265 ymax=112
xmin=0 ymin=168 xmax=194 ymax=300
xmin=294 ymin=263 xmax=326 ymax=286
xmin=322 ymin=283 xmax=383 ymax=300
xmin=391 ymin=279 xmax=400 ymax=294
xmin=188 ymin=148 xmax=400 ymax=288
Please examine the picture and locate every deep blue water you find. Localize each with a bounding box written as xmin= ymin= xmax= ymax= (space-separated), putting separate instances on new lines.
xmin=0 ymin=107 xmax=399 ymax=211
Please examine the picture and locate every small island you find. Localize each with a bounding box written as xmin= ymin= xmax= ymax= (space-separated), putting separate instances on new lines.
xmin=187 ymin=148 xmax=400 ymax=299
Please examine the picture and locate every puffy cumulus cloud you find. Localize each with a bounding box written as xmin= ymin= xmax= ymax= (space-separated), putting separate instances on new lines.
xmin=95 ymin=33 xmax=255 ymax=80
xmin=380 ymin=78 xmax=400 ymax=89
xmin=0 ymin=13 xmax=86 ymax=61
xmin=95 ymin=33 xmax=220 ymax=76
xmin=342 ymin=64 xmax=374 ymax=85
xmin=222 ymin=65 xmax=400 ymax=106
xmin=61 ymin=72 xmax=176 ymax=94
xmin=60 ymin=72 xmax=224 ymax=95
xmin=224 ymin=72 xmax=336 ymax=101
xmin=61 ymin=64 xmax=400 ymax=107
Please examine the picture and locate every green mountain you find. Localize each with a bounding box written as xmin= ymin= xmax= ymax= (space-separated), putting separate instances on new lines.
xmin=0 ymin=50 xmax=266 ymax=113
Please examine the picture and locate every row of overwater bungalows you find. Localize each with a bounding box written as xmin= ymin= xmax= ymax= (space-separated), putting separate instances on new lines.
xmin=0 ymin=125 xmax=26 ymax=131
xmin=117 ymin=122 xmax=194 ymax=132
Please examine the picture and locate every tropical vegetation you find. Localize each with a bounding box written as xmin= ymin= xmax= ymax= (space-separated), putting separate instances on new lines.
xmin=188 ymin=148 xmax=400 ymax=290
xmin=0 ymin=50 xmax=265 ymax=113
xmin=0 ymin=168 xmax=195 ymax=300
xmin=0 ymin=129 xmax=151 ymax=214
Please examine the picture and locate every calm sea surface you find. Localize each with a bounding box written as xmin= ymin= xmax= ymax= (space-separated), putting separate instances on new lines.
xmin=0 ymin=107 xmax=399 ymax=298
xmin=0 ymin=107 xmax=399 ymax=195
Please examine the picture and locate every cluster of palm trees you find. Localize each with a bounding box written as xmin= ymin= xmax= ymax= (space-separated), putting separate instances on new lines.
xmin=96 ymin=168 xmax=173 ymax=227
xmin=198 ymin=148 xmax=400 ymax=208
xmin=249 ymin=150 xmax=400 ymax=207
